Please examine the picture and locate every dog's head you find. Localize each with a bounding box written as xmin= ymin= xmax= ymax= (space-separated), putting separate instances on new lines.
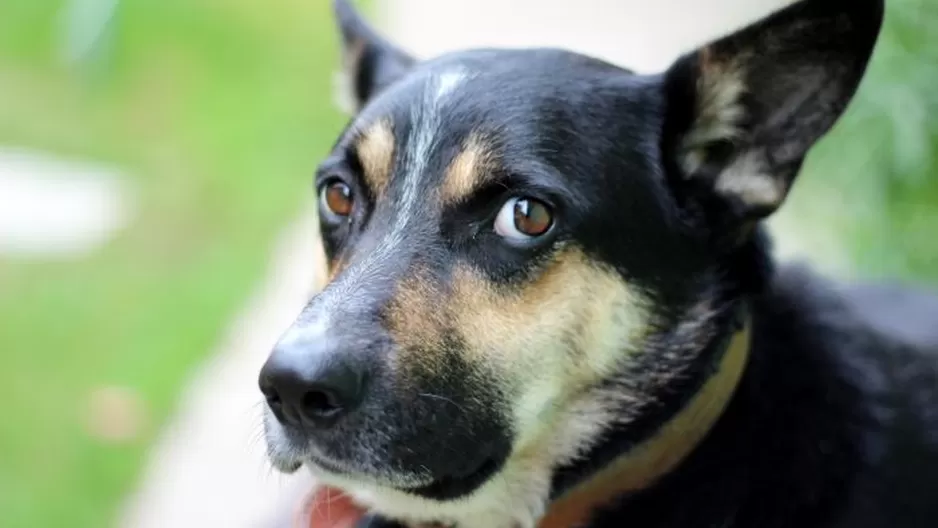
xmin=260 ymin=0 xmax=882 ymax=525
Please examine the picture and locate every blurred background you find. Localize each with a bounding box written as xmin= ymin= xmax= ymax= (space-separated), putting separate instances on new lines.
xmin=0 ymin=0 xmax=935 ymax=527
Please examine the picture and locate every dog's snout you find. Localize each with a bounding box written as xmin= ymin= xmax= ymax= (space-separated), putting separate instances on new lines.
xmin=259 ymin=332 xmax=366 ymax=427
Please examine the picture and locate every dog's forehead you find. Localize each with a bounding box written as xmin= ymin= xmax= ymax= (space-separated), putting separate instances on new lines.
xmin=358 ymin=48 xmax=629 ymax=132
xmin=342 ymin=49 xmax=637 ymax=202
xmin=348 ymin=66 xmax=485 ymax=208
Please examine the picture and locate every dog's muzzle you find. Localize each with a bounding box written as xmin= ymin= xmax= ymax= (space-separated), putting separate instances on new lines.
xmin=257 ymin=287 xmax=512 ymax=501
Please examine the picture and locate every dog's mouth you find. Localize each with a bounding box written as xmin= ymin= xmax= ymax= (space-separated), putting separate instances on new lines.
xmin=398 ymin=456 xmax=503 ymax=501
xmin=273 ymin=433 xmax=505 ymax=502
xmin=305 ymin=450 xmax=504 ymax=501
xmin=263 ymin=391 xmax=511 ymax=501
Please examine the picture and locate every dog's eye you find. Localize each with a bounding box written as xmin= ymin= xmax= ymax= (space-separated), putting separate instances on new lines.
xmin=319 ymin=180 xmax=354 ymax=218
xmin=494 ymin=196 xmax=553 ymax=240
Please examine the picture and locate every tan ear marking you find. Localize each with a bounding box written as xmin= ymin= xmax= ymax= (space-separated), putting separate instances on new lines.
xmin=680 ymin=50 xmax=749 ymax=176
xmin=714 ymin=152 xmax=786 ymax=209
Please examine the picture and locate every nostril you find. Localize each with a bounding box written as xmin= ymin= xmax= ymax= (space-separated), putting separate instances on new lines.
xmin=259 ymin=375 xmax=287 ymax=417
xmin=300 ymin=387 xmax=343 ymax=419
xmin=259 ymin=378 xmax=273 ymax=397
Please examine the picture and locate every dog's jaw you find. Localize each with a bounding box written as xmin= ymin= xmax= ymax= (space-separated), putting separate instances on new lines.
xmin=295 ymin=392 xmax=619 ymax=528
xmin=304 ymin=319 xmax=751 ymax=528
xmin=345 ymin=477 xmax=549 ymax=528
xmin=332 ymin=440 xmax=559 ymax=528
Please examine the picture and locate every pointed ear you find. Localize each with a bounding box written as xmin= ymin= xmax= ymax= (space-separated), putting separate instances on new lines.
xmin=332 ymin=0 xmax=416 ymax=113
xmin=661 ymin=0 xmax=884 ymax=234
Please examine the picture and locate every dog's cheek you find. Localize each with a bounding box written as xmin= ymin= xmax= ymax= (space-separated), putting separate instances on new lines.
xmin=449 ymin=247 xmax=655 ymax=449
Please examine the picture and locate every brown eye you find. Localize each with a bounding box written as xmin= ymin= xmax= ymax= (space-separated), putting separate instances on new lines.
xmin=494 ymin=196 xmax=554 ymax=240
xmin=320 ymin=180 xmax=353 ymax=218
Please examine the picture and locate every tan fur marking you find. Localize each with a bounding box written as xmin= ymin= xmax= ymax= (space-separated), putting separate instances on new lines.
xmin=449 ymin=247 xmax=653 ymax=446
xmin=680 ymin=48 xmax=748 ymax=175
xmin=539 ymin=321 xmax=751 ymax=528
xmin=441 ymin=134 xmax=495 ymax=205
xmin=451 ymin=247 xmax=647 ymax=364
xmin=356 ymin=119 xmax=396 ymax=197
xmin=384 ymin=267 xmax=450 ymax=372
xmin=682 ymin=49 xmax=787 ymax=212
xmin=326 ymin=256 xmax=348 ymax=284
xmin=310 ymin=215 xmax=332 ymax=295
xmin=715 ymin=152 xmax=786 ymax=208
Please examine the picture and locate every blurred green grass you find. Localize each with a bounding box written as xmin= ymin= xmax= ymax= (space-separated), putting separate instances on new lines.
xmin=773 ymin=0 xmax=938 ymax=283
xmin=0 ymin=0 xmax=346 ymax=526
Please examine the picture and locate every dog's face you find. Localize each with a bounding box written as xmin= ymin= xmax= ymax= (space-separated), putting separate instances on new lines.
xmin=260 ymin=1 xmax=882 ymax=525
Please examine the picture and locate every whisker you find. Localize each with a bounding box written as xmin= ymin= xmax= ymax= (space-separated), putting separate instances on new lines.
xmin=419 ymin=392 xmax=466 ymax=414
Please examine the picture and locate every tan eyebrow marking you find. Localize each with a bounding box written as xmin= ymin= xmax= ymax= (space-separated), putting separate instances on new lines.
xmin=441 ymin=133 xmax=496 ymax=205
xmin=354 ymin=118 xmax=396 ymax=197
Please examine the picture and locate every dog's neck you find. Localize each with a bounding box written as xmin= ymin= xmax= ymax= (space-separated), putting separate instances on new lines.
xmin=539 ymin=312 xmax=752 ymax=528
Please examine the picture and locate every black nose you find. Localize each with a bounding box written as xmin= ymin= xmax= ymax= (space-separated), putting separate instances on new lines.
xmin=258 ymin=336 xmax=365 ymax=427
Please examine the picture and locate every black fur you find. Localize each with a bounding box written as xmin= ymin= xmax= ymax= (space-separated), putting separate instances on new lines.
xmin=584 ymin=266 xmax=938 ymax=527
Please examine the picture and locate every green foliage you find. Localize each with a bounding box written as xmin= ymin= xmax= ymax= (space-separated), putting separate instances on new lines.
xmin=0 ymin=1 xmax=346 ymax=526
xmin=783 ymin=0 xmax=938 ymax=282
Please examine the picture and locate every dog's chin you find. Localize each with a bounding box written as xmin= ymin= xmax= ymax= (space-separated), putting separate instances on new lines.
xmin=314 ymin=457 xmax=552 ymax=528
xmin=263 ymin=410 xmax=508 ymax=502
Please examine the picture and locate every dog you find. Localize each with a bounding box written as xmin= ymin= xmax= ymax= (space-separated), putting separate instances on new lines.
xmin=257 ymin=0 xmax=938 ymax=526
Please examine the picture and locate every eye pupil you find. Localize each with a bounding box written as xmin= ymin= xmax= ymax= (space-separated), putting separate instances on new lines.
xmin=322 ymin=181 xmax=353 ymax=217
xmin=513 ymin=198 xmax=552 ymax=236
xmin=494 ymin=195 xmax=555 ymax=241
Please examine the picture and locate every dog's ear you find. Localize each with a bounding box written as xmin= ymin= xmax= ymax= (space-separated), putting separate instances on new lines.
xmin=661 ymin=0 xmax=884 ymax=235
xmin=333 ymin=0 xmax=415 ymax=113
